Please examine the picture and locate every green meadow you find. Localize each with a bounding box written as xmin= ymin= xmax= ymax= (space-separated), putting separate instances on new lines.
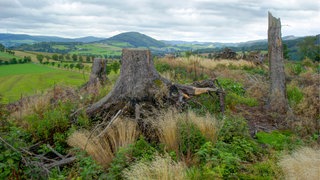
xmin=0 ymin=63 xmax=88 ymax=102
xmin=0 ymin=51 xmax=19 ymax=61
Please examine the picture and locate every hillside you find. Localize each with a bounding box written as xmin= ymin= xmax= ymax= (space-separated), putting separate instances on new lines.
xmin=0 ymin=33 xmax=105 ymax=47
xmin=2 ymin=32 xmax=318 ymax=61
xmin=1 ymin=53 xmax=319 ymax=179
xmin=100 ymin=32 xmax=166 ymax=48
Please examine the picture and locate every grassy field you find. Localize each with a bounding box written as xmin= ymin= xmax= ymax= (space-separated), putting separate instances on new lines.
xmin=13 ymin=51 xmax=39 ymax=62
xmin=0 ymin=63 xmax=88 ymax=102
xmin=0 ymin=51 xmax=20 ymax=61
xmin=70 ymin=43 xmax=122 ymax=56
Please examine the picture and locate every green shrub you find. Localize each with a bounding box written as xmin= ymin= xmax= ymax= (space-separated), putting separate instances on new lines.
xmin=219 ymin=115 xmax=250 ymax=143
xmin=26 ymin=101 xmax=75 ymax=142
xmin=239 ymin=159 xmax=282 ymax=179
xmin=288 ymin=63 xmax=306 ymax=75
xmin=174 ymin=67 xmax=188 ymax=81
xmin=0 ymin=95 xmax=9 ymax=131
xmin=287 ymin=85 xmax=304 ymax=107
xmin=188 ymin=93 xmax=221 ymax=115
xmin=71 ymin=150 xmax=104 ymax=179
xmin=229 ymin=137 xmax=261 ymax=161
xmin=226 ymin=92 xmax=259 ymax=109
xmin=178 ymin=121 xmax=207 ymax=155
xmin=195 ymin=142 xmax=241 ymax=178
xmin=155 ymin=63 xmax=171 ymax=73
xmin=0 ymin=126 xmax=30 ymax=179
xmin=218 ymin=78 xmax=245 ymax=96
xmin=107 ymin=136 xmax=157 ymax=179
xmin=242 ymin=65 xmax=267 ymax=76
xmin=110 ymin=61 xmax=121 ymax=73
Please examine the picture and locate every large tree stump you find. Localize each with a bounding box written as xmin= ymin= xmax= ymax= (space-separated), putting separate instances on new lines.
xmin=86 ymin=49 xmax=224 ymax=119
xmin=268 ymin=12 xmax=288 ymax=113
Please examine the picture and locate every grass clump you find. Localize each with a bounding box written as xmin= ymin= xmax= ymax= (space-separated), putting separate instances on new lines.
xmin=154 ymin=109 xmax=220 ymax=156
xmin=67 ymin=118 xmax=140 ymax=168
xmin=287 ymin=84 xmax=304 ymax=107
xmin=123 ymin=154 xmax=187 ymax=180
xmin=279 ymin=147 xmax=320 ymax=180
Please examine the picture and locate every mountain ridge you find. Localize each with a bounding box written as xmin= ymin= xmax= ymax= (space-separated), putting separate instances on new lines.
xmin=0 ymin=33 xmax=105 ymax=47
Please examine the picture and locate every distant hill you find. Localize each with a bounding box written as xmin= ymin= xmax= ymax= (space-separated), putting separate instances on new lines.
xmin=0 ymin=33 xmax=105 ymax=47
xmin=100 ymin=32 xmax=166 ymax=48
xmin=2 ymin=31 xmax=317 ymax=60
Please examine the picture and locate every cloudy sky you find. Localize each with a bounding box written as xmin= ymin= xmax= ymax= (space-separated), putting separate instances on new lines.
xmin=0 ymin=0 xmax=319 ymax=42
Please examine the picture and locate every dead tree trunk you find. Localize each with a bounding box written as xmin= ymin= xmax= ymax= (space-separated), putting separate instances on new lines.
xmin=86 ymin=49 xmax=224 ymax=119
xmin=268 ymin=12 xmax=288 ymax=113
xmin=87 ymin=58 xmax=108 ymax=86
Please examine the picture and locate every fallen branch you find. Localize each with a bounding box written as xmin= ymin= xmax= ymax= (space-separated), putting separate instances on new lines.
xmin=45 ymin=157 xmax=76 ymax=169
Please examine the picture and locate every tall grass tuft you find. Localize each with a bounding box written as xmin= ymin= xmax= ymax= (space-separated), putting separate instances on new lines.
xmin=122 ymin=154 xmax=187 ymax=180
xmin=279 ymin=147 xmax=320 ymax=180
xmin=154 ymin=109 xmax=180 ymax=153
xmin=153 ymin=109 xmax=220 ymax=154
xmin=187 ymin=111 xmax=220 ymax=143
xmin=67 ymin=118 xmax=140 ymax=168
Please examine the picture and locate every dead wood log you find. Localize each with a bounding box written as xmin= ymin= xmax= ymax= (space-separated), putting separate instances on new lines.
xmin=268 ymin=12 xmax=288 ymax=113
xmin=45 ymin=157 xmax=76 ymax=169
xmin=82 ymin=58 xmax=108 ymax=91
xmin=86 ymin=49 xmax=225 ymax=119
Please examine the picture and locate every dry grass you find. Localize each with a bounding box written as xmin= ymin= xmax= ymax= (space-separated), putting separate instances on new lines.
xmin=154 ymin=109 xmax=181 ymax=153
xmin=153 ymin=109 xmax=219 ymax=153
xmin=159 ymin=56 xmax=253 ymax=71
xmin=67 ymin=118 xmax=140 ymax=168
xmin=246 ymin=77 xmax=268 ymax=101
xmin=122 ymin=154 xmax=187 ymax=180
xmin=279 ymin=147 xmax=320 ymax=180
xmin=158 ymin=56 xmax=254 ymax=82
xmin=186 ymin=110 xmax=219 ymax=143
xmin=9 ymin=86 xmax=77 ymax=120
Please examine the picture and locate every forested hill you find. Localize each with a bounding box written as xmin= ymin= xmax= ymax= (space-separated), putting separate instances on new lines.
xmin=0 ymin=33 xmax=104 ymax=47
xmin=99 ymin=32 xmax=166 ymax=48
xmin=2 ymin=32 xmax=318 ymax=61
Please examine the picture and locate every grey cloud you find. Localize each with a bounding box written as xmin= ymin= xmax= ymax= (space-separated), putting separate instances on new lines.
xmin=0 ymin=0 xmax=319 ymax=42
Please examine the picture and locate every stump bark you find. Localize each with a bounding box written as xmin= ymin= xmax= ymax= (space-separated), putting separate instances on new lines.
xmin=87 ymin=58 xmax=108 ymax=86
xmin=268 ymin=12 xmax=288 ymax=113
xmin=86 ymin=49 xmax=224 ymax=119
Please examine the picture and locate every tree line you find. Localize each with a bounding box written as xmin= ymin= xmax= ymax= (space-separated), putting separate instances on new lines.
xmin=192 ymin=35 xmax=320 ymax=61
xmin=36 ymin=53 xmax=95 ymax=64
xmin=0 ymin=56 xmax=31 ymax=66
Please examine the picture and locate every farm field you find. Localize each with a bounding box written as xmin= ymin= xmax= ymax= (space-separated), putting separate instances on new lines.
xmin=0 ymin=63 xmax=88 ymax=102
xmin=0 ymin=51 xmax=20 ymax=61
xmin=70 ymin=43 xmax=122 ymax=57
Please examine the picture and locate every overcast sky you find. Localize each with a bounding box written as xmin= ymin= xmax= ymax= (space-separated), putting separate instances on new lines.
xmin=0 ymin=0 xmax=319 ymax=42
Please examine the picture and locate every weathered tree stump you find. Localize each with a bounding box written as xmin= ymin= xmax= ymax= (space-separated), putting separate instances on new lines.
xmin=268 ymin=12 xmax=288 ymax=113
xmin=87 ymin=58 xmax=108 ymax=86
xmin=86 ymin=49 xmax=224 ymax=119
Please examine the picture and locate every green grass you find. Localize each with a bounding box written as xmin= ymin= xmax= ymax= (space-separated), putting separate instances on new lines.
xmin=52 ymin=45 xmax=69 ymax=50
xmin=0 ymin=51 xmax=19 ymax=61
xmin=0 ymin=64 xmax=88 ymax=102
xmin=70 ymin=43 xmax=122 ymax=56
